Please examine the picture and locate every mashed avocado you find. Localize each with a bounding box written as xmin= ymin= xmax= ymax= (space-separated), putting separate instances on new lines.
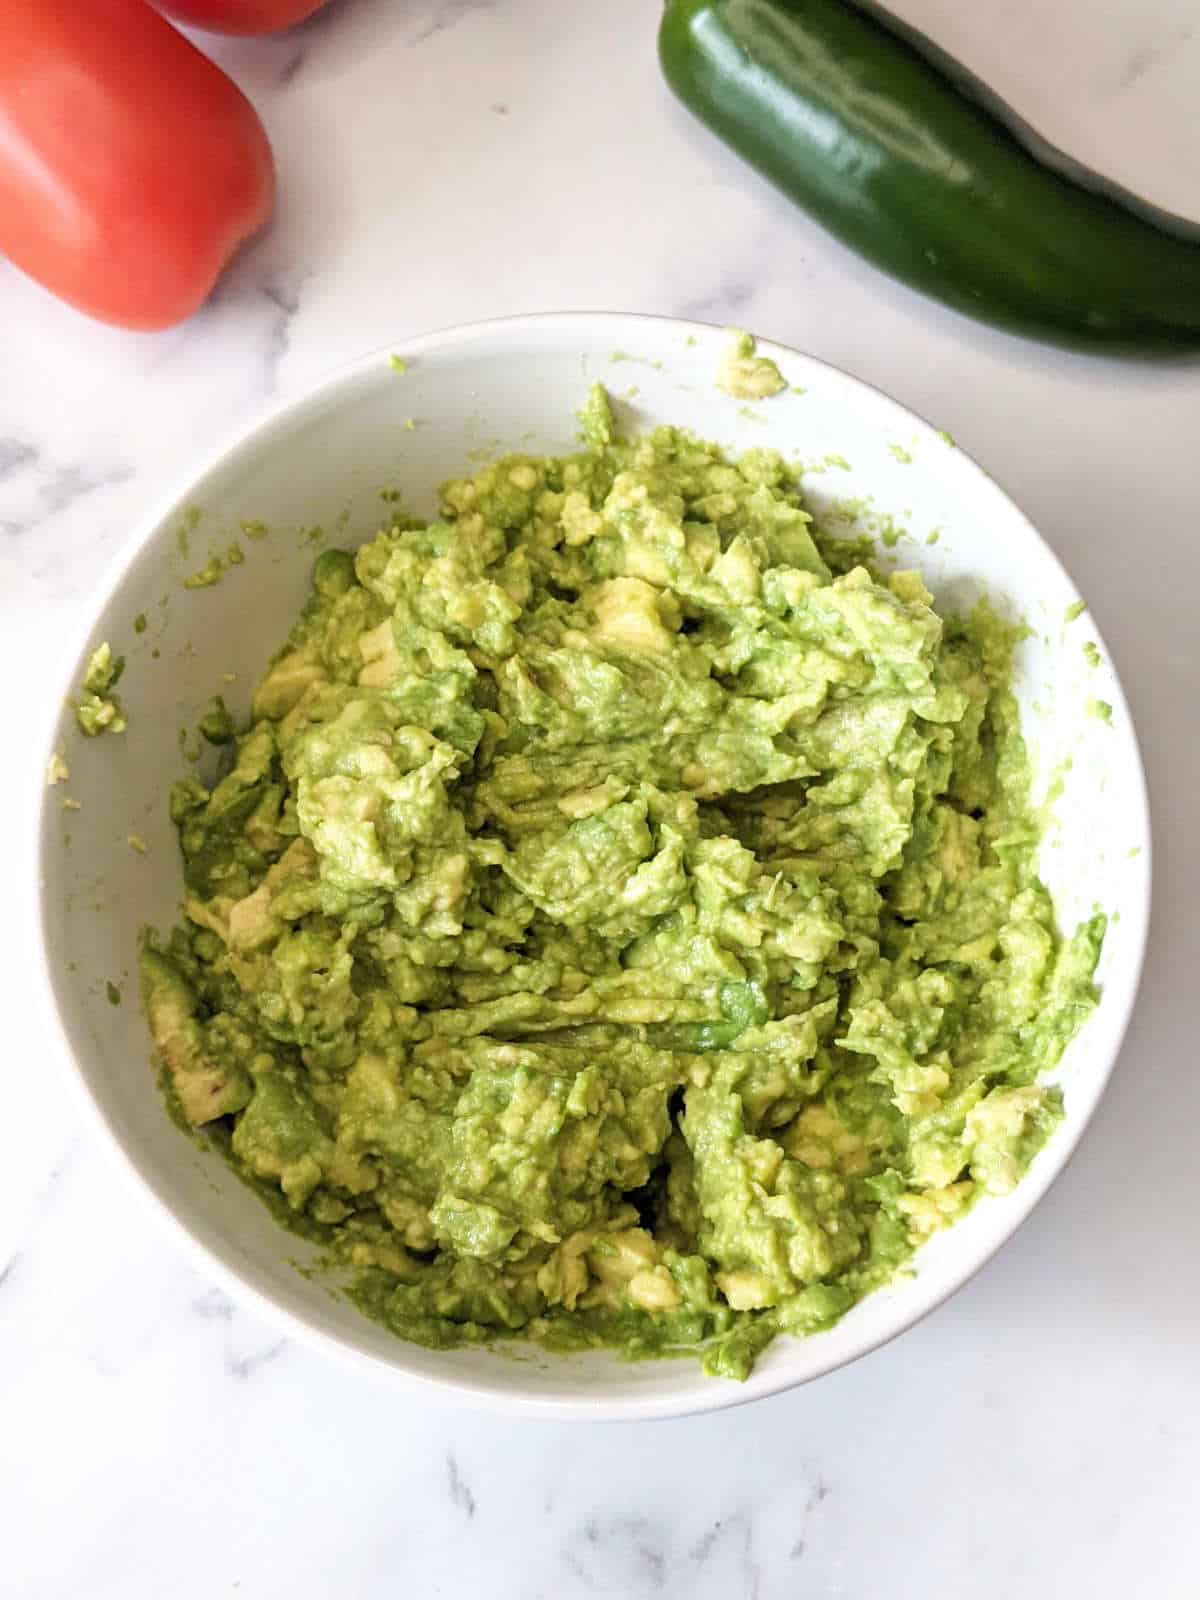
xmin=76 ymin=643 xmax=127 ymax=737
xmin=716 ymin=328 xmax=788 ymax=400
xmin=140 ymin=387 xmax=1103 ymax=1379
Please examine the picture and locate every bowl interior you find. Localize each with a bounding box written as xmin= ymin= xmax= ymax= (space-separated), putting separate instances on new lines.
xmin=36 ymin=315 xmax=1150 ymax=1418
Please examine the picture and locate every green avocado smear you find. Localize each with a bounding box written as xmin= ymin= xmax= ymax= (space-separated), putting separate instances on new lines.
xmin=140 ymin=387 xmax=1103 ymax=1380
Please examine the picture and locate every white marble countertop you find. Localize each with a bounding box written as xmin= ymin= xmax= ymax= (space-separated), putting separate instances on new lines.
xmin=3 ymin=2 xmax=1198 ymax=1594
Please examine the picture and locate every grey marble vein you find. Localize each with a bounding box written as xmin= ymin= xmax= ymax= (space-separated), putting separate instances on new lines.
xmin=446 ymin=1452 xmax=477 ymax=1519
xmin=0 ymin=438 xmax=37 ymax=483
xmin=564 ymin=1515 xmax=669 ymax=1592
xmin=785 ymin=1477 xmax=832 ymax=1561
xmin=1118 ymin=23 xmax=1195 ymax=88
xmin=192 ymin=1287 xmax=237 ymax=1322
xmin=676 ymin=278 xmax=755 ymax=325
xmin=407 ymin=0 xmax=503 ymax=48
xmin=260 ymin=276 xmax=304 ymax=397
xmin=276 ymin=44 xmax=309 ymax=87
xmin=689 ymin=1511 xmax=761 ymax=1600
xmin=226 ymin=1335 xmax=288 ymax=1381
xmin=189 ymin=1283 xmax=288 ymax=1380
xmin=185 ymin=236 xmax=310 ymax=406
xmin=15 ymin=1141 xmax=82 ymax=1241
xmin=0 ymin=455 xmax=135 ymax=540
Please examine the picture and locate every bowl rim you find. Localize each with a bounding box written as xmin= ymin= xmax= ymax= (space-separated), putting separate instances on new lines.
xmin=31 ymin=310 xmax=1153 ymax=1421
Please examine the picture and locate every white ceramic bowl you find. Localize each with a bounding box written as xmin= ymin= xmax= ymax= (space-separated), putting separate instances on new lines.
xmin=34 ymin=314 xmax=1150 ymax=1420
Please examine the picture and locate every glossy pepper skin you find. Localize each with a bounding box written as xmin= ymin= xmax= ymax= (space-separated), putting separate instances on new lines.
xmin=659 ymin=0 xmax=1200 ymax=352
